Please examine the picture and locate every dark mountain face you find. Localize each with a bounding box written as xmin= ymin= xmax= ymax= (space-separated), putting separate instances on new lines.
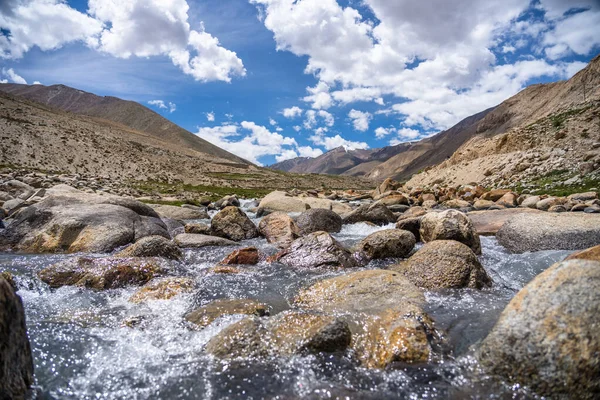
xmin=0 ymin=83 xmax=249 ymax=165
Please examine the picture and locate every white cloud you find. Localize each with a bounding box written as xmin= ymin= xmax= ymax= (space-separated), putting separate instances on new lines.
xmin=148 ymin=99 xmax=176 ymax=113
xmin=375 ymin=127 xmax=394 ymax=139
xmin=206 ymin=112 xmax=215 ymax=121
xmin=196 ymin=121 xmax=298 ymax=165
xmin=0 ymin=0 xmax=245 ymax=83
xmin=348 ymin=109 xmax=372 ymax=132
xmin=304 ymin=109 xmax=335 ymax=129
xmin=293 ymin=125 xmax=302 ymax=132
xmin=32 ymin=81 xmax=42 ymax=85
xmin=282 ymin=106 xmax=303 ymax=118
xmin=1 ymin=68 xmax=27 ymax=84
xmin=309 ymin=128 xmax=369 ymax=151
xmin=275 ymin=149 xmax=299 ymax=162
xmin=269 ymin=118 xmax=277 ymax=126
xmin=297 ymin=145 xmax=324 ymax=158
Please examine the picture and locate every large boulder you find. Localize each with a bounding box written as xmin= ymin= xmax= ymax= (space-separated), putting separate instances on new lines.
xmin=271 ymin=231 xmax=359 ymax=269
xmin=355 ymin=229 xmax=415 ymax=261
xmin=496 ymin=213 xmax=600 ymax=253
xmin=173 ymin=233 xmax=236 ymax=248
xmin=0 ymin=191 xmax=169 ymax=253
xmin=467 ymin=208 xmax=542 ymax=236
xmin=148 ymin=204 xmax=209 ymax=220
xmin=478 ymin=260 xmax=600 ymax=398
xmin=565 ymin=244 xmax=600 ymax=262
xmin=211 ymin=206 xmax=258 ymax=242
xmin=214 ymin=195 xmax=240 ymax=209
xmin=185 ymin=299 xmax=269 ymax=329
xmin=116 ymin=235 xmax=182 ymax=260
xmin=257 ymin=212 xmax=300 ymax=249
xmin=296 ymin=208 xmax=343 ymax=235
xmin=342 ymin=203 xmax=396 ymax=226
xmin=419 ymin=210 xmax=481 ymax=254
xmin=0 ymin=276 xmax=34 ymax=400
xmin=39 ymin=257 xmax=165 ymax=290
xmin=258 ymin=191 xmax=310 ymax=214
xmin=391 ymin=240 xmax=491 ymax=290
xmin=129 ymin=277 xmax=194 ymax=303
xmin=480 ymin=189 xmax=511 ymax=202
xmin=395 ymin=216 xmax=422 ymax=242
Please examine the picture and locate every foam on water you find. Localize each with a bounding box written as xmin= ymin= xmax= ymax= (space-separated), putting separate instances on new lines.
xmin=0 ymin=229 xmax=575 ymax=399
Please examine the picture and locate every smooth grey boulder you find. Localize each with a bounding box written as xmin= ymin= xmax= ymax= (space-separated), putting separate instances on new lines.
xmin=296 ymin=208 xmax=343 ymax=235
xmin=497 ymin=213 xmax=600 ymax=253
xmin=174 ymin=233 xmax=236 ymax=248
xmin=272 ymin=231 xmax=359 ymax=269
xmin=116 ymin=235 xmax=182 ymax=260
xmin=419 ymin=209 xmax=481 ymax=255
xmin=148 ymin=204 xmax=209 ymax=220
xmin=355 ymin=229 xmax=415 ymax=261
xmin=0 ymin=276 xmax=34 ymax=400
xmin=478 ymin=260 xmax=600 ymax=398
xmin=342 ymin=203 xmax=396 ymax=226
xmin=211 ymin=206 xmax=258 ymax=242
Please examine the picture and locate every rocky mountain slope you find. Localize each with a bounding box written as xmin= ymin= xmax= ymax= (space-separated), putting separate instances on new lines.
xmin=407 ymin=54 xmax=600 ymax=193
xmin=0 ymin=89 xmax=372 ymax=197
xmin=0 ymin=83 xmax=248 ymax=165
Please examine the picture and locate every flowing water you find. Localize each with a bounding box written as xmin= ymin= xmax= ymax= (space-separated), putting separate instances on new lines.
xmin=1 ymin=207 xmax=573 ymax=399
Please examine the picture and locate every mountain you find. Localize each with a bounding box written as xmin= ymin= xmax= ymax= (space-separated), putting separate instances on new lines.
xmin=0 ymin=87 xmax=371 ymax=192
xmin=407 ymin=54 xmax=600 ymax=190
xmin=269 ymin=107 xmax=493 ymax=181
xmin=0 ymin=83 xmax=248 ymax=165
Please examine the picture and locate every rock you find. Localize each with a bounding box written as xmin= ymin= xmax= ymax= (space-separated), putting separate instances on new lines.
xmin=388 ymin=204 xmax=410 ymax=213
xmin=579 ymin=162 xmax=595 ymax=175
xmin=258 ymin=191 xmax=310 ymax=214
xmin=421 ymin=200 xmax=438 ymax=209
xmin=184 ymin=222 xmax=211 ymax=235
xmin=391 ymin=240 xmax=491 ymax=289
xmin=520 ymin=195 xmax=541 ymax=209
xmin=214 ymin=195 xmax=240 ymax=209
xmin=295 ymin=269 xmax=425 ymax=315
xmin=342 ymin=203 xmax=396 ymax=226
xmin=272 ymin=231 xmax=358 ymax=269
xmin=148 ymin=204 xmax=209 ymax=220
xmin=468 ymin=208 xmax=543 ymax=236
xmin=129 ymin=277 xmax=194 ymax=303
xmin=0 ymin=276 xmax=34 ymax=400
xmin=2 ymin=198 xmax=26 ymax=214
xmin=473 ymin=199 xmax=495 ymax=210
xmin=204 ymin=317 xmax=271 ymax=358
xmin=442 ymin=199 xmax=471 ymax=209
xmin=495 ymin=192 xmax=517 ymax=208
xmin=208 ymin=265 xmax=241 ymax=274
xmin=303 ymin=197 xmax=352 ymax=215
xmin=480 ymin=189 xmax=510 ymax=202
xmin=571 ymin=203 xmax=588 ymax=212
xmin=496 ymin=213 xmax=600 ymax=253
xmin=211 ymin=206 xmax=258 ymax=242
xmin=219 ymin=247 xmax=259 ymax=265
xmin=185 ymin=299 xmax=269 ymax=329
xmin=257 ymin=212 xmax=300 ymax=249
xmin=160 ymin=218 xmax=185 ymax=237
xmin=565 ymin=244 xmax=600 ymax=262
xmin=173 ymin=233 xmax=236 ymax=248
xmin=419 ymin=210 xmax=481 ymax=254
xmin=536 ymin=197 xmax=563 ymax=211
xmin=355 ymin=229 xmax=415 ymax=261
xmin=116 ymin=236 xmax=182 ymax=260
xmin=39 ymin=257 xmax=165 ymax=290
xmin=568 ymin=192 xmax=597 ymax=202
xmin=0 ymin=191 xmax=13 ymax=202
xmin=296 ymin=208 xmax=342 ymax=235
xmin=585 ymin=205 xmax=600 ymax=213
xmin=395 ymin=216 xmax=422 ymax=242
xmin=0 ymin=180 xmax=34 ymax=198
xmin=548 ymin=205 xmax=567 ymax=213
xmin=478 ymin=260 xmax=600 ymax=398
xmin=0 ymin=192 xmax=169 ymax=253
xmin=377 ymin=195 xmax=409 ymax=207
xmin=373 ymin=178 xmax=397 ymax=197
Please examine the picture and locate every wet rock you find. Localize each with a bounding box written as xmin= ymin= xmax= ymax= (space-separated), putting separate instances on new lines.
xmin=204 ymin=317 xmax=271 ymax=359
xmin=39 ymin=257 xmax=165 ymax=290
xmin=0 ymin=192 xmax=169 ymax=253
xmin=395 ymin=216 xmax=422 ymax=241
xmin=391 ymin=240 xmax=491 ymax=289
xmin=214 ymin=195 xmax=240 ymax=209
xmin=468 ymin=208 xmax=543 ymax=236
xmin=272 ymin=231 xmax=359 ymax=269
xmin=496 ymin=213 xmax=600 ymax=253
xmin=0 ymin=276 xmax=34 ymax=400
xmin=208 ymin=265 xmax=241 ymax=274
xmin=478 ymin=260 xmax=600 ymax=399
xmin=419 ymin=210 xmax=481 ymax=254
xmin=296 ymin=208 xmax=342 ymax=235
xmin=565 ymin=244 xmax=600 ymax=262
xmin=342 ymin=203 xmax=396 ymax=226
xmin=173 ymin=233 xmax=236 ymax=248
xmin=184 ymin=222 xmax=211 ymax=235
xmin=257 ymin=212 xmax=300 ymax=249
xmin=185 ymin=299 xmax=269 ymax=329
xmin=211 ymin=206 xmax=258 ymax=242
xmin=161 ymin=218 xmax=185 ymax=237
xmin=116 ymin=235 xmax=182 ymax=260
xmin=149 ymin=204 xmax=209 ymax=220
xmin=219 ymin=247 xmax=259 ymax=265
xmin=355 ymin=229 xmax=415 ymax=261
xmin=295 ymin=269 xmax=425 ymax=315
xmin=129 ymin=277 xmax=194 ymax=303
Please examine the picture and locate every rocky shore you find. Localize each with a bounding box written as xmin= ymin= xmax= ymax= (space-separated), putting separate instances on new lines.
xmin=1 ymin=174 xmax=600 ymax=399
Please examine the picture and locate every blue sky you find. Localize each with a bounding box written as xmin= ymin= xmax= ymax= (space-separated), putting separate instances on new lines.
xmin=1 ymin=0 xmax=599 ymax=165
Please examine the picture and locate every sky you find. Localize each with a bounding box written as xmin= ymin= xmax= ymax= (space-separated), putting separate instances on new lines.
xmin=1 ymin=0 xmax=599 ymax=166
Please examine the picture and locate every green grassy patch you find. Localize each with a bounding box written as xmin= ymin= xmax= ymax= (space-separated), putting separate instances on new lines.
xmin=139 ymin=199 xmax=205 ymax=207
xmin=510 ymin=169 xmax=599 ymax=197
xmin=132 ymin=180 xmax=272 ymax=201
xmin=205 ymin=172 xmax=264 ymax=180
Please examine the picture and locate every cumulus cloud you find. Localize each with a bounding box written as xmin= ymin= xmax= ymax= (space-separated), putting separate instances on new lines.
xmin=148 ymin=99 xmax=176 ymax=113
xmin=206 ymin=112 xmax=215 ymax=121
xmin=282 ymin=106 xmax=303 ymax=118
xmin=297 ymin=145 xmax=323 ymax=158
xmin=1 ymin=67 xmax=27 ymax=84
xmin=309 ymin=128 xmax=368 ymax=151
xmin=196 ymin=121 xmax=298 ymax=165
xmin=275 ymin=149 xmax=299 ymax=162
xmin=304 ymin=110 xmax=334 ymax=129
xmin=0 ymin=0 xmax=245 ymax=83
xmin=348 ymin=109 xmax=372 ymax=132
